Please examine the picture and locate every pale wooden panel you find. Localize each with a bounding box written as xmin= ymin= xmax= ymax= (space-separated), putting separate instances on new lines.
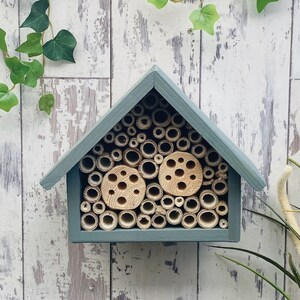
xmin=199 ymin=0 xmax=292 ymax=298
xmin=0 ymin=1 xmax=23 ymax=299
xmin=20 ymin=0 xmax=110 ymax=78
xmin=292 ymin=0 xmax=300 ymax=78
xmin=111 ymin=1 xmax=199 ymax=298
xmin=22 ymin=79 xmax=111 ymax=299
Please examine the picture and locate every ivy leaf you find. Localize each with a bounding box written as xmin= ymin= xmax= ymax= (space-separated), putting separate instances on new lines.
xmin=256 ymin=0 xmax=279 ymax=13
xmin=39 ymin=93 xmax=54 ymax=115
xmin=148 ymin=0 xmax=168 ymax=9
xmin=16 ymin=32 xmax=43 ymax=57
xmin=0 ymin=83 xmax=18 ymax=112
xmin=0 ymin=28 xmax=8 ymax=52
xmin=23 ymin=60 xmax=44 ymax=88
xmin=5 ymin=56 xmax=30 ymax=84
xmin=21 ymin=0 xmax=49 ymax=32
xmin=189 ymin=4 xmax=220 ymax=35
xmin=43 ymin=30 xmax=77 ymax=63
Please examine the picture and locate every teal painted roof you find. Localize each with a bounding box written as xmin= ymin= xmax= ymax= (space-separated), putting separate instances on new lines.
xmin=40 ymin=66 xmax=266 ymax=191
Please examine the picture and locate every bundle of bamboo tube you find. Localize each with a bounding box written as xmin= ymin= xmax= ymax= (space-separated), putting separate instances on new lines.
xmin=79 ymin=92 xmax=229 ymax=231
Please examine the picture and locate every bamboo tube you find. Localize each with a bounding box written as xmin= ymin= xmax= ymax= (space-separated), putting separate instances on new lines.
xmin=158 ymin=140 xmax=174 ymax=156
xmin=161 ymin=195 xmax=175 ymax=210
xmin=197 ymin=209 xmax=219 ymax=229
xmin=123 ymin=148 xmax=142 ymax=168
xmin=165 ymin=126 xmax=181 ymax=142
xmin=131 ymin=103 xmax=144 ymax=117
xmin=156 ymin=205 xmax=167 ymax=215
xmin=137 ymin=132 xmax=147 ymax=143
xmin=99 ymin=210 xmax=118 ymax=231
xmin=92 ymin=143 xmax=104 ymax=156
xmin=159 ymin=98 xmax=169 ymax=108
xmin=212 ymin=179 xmax=228 ymax=196
xmin=215 ymin=171 xmax=228 ymax=180
xmin=136 ymin=115 xmax=152 ymax=130
xmin=188 ymin=130 xmax=202 ymax=144
xmin=113 ymin=123 xmax=123 ymax=132
xmin=129 ymin=137 xmax=139 ymax=149
xmin=203 ymin=166 xmax=215 ymax=180
xmin=140 ymin=199 xmax=156 ymax=215
xmin=215 ymin=200 xmax=228 ymax=216
xmin=153 ymin=127 xmax=166 ymax=139
xmin=97 ymin=153 xmax=114 ymax=172
xmin=142 ymin=92 xmax=159 ymax=110
xmin=79 ymin=155 xmax=96 ymax=173
xmin=199 ymin=190 xmax=218 ymax=209
xmin=92 ymin=200 xmax=106 ymax=215
xmin=205 ymin=149 xmax=223 ymax=167
xmin=80 ymin=201 xmax=91 ymax=213
xmin=127 ymin=126 xmax=137 ymax=137
xmin=103 ymin=131 xmax=115 ymax=144
xmin=182 ymin=213 xmax=197 ymax=229
xmin=88 ymin=171 xmax=103 ymax=187
xmin=138 ymin=159 xmax=159 ymax=179
xmin=184 ymin=196 xmax=200 ymax=214
xmin=175 ymin=196 xmax=184 ymax=207
xmin=137 ymin=214 xmax=151 ymax=229
xmin=219 ymin=218 xmax=228 ymax=229
xmin=154 ymin=154 xmax=164 ymax=165
xmin=171 ymin=113 xmax=186 ymax=128
xmin=191 ymin=144 xmax=207 ymax=159
xmin=202 ymin=179 xmax=214 ymax=186
xmin=83 ymin=186 xmax=101 ymax=203
xmin=81 ymin=212 xmax=98 ymax=231
xmin=118 ymin=210 xmax=137 ymax=229
xmin=121 ymin=113 xmax=135 ymax=127
xmin=166 ymin=207 xmax=183 ymax=225
xmin=151 ymin=108 xmax=171 ymax=127
xmin=218 ymin=162 xmax=229 ymax=173
xmin=140 ymin=139 xmax=158 ymax=158
xmin=111 ymin=149 xmax=123 ymax=162
xmin=186 ymin=123 xmax=193 ymax=130
xmin=115 ymin=132 xmax=129 ymax=147
xmin=151 ymin=214 xmax=167 ymax=229
xmin=146 ymin=182 xmax=163 ymax=201
xmin=176 ymin=137 xmax=190 ymax=151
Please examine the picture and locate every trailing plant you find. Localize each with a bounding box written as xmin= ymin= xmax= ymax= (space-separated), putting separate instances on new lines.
xmin=147 ymin=0 xmax=280 ymax=35
xmin=0 ymin=0 xmax=77 ymax=114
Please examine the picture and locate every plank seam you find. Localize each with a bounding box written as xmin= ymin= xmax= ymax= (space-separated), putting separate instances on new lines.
xmin=42 ymin=76 xmax=110 ymax=80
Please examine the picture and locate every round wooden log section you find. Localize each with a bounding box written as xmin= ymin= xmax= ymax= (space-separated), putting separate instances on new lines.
xmin=188 ymin=130 xmax=202 ymax=144
xmin=212 ymin=179 xmax=228 ymax=196
xmin=137 ymin=214 xmax=151 ymax=229
xmin=131 ymin=103 xmax=144 ymax=117
xmin=121 ymin=113 xmax=135 ymax=127
xmin=92 ymin=201 xmax=106 ymax=215
xmin=171 ymin=113 xmax=185 ymax=128
xmin=127 ymin=125 xmax=137 ymax=137
xmin=140 ymin=139 xmax=158 ymax=158
xmin=115 ymin=132 xmax=129 ymax=147
xmin=154 ymin=154 xmax=164 ymax=165
xmin=97 ymin=153 xmax=114 ymax=172
xmin=113 ymin=123 xmax=123 ymax=132
xmin=118 ymin=210 xmax=137 ymax=229
xmin=153 ymin=127 xmax=165 ymax=139
xmin=138 ymin=159 xmax=159 ymax=179
xmin=199 ymin=190 xmax=219 ymax=209
xmin=151 ymin=214 xmax=167 ymax=229
xmin=197 ymin=209 xmax=219 ymax=229
xmin=157 ymin=139 xmax=174 ymax=156
xmin=176 ymin=137 xmax=190 ymax=151
xmin=79 ymin=155 xmax=96 ymax=173
xmin=111 ymin=149 xmax=123 ymax=162
xmin=151 ymin=108 xmax=171 ymax=127
xmin=142 ymin=92 xmax=159 ymax=110
xmin=218 ymin=162 xmax=229 ymax=173
xmin=88 ymin=171 xmax=103 ymax=187
xmin=215 ymin=171 xmax=228 ymax=180
xmin=202 ymin=179 xmax=214 ymax=186
xmin=123 ymin=148 xmax=142 ymax=168
xmin=203 ymin=166 xmax=215 ymax=180
xmin=101 ymin=165 xmax=146 ymax=210
xmin=83 ymin=186 xmax=101 ymax=203
xmin=174 ymin=196 xmax=184 ymax=207
xmin=156 ymin=205 xmax=167 ymax=215
xmin=166 ymin=207 xmax=183 ymax=225
xmin=205 ymin=149 xmax=223 ymax=167
xmin=103 ymin=131 xmax=115 ymax=144
xmin=182 ymin=213 xmax=197 ymax=229
xmin=184 ymin=196 xmax=201 ymax=214
xmin=146 ymin=182 xmax=163 ymax=201
xmin=136 ymin=115 xmax=152 ymax=130
xmin=140 ymin=199 xmax=156 ymax=215
xmin=165 ymin=126 xmax=181 ymax=142
xmin=159 ymin=98 xmax=169 ymax=108
xmin=136 ymin=132 xmax=147 ymax=143
xmin=191 ymin=144 xmax=207 ymax=159
xmin=80 ymin=201 xmax=91 ymax=213
xmin=129 ymin=137 xmax=139 ymax=148
xmin=158 ymin=151 xmax=203 ymax=196
xmin=161 ymin=195 xmax=175 ymax=210
xmin=219 ymin=218 xmax=228 ymax=229
xmin=92 ymin=143 xmax=104 ymax=156
xmin=215 ymin=200 xmax=228 ymax=216
xmin=81 ymin=212 xmax=98 ymax=231
xmin=99 ymin=210 xmax=118 ymax=231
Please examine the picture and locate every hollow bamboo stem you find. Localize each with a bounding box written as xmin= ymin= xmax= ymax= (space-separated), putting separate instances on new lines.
xmin=123 ymin=148 xmax=142 ymax=168
xmin=205 ymin=149 xmax=223 ymax=167
xmin=92 ymin=143 xmax=104 ymax=156
xmin=211 ymin=179 xmax=228 ymax=196
xmin=202 ymin=179 xmax=214 ymax=186
xmin=131 ymin=103 xmax=144 ymax=117
xmin=121 ymin=113 xmax=135 ymax=127
xmin=175 ymin=196 xmax=184 ymax=207
xmin=88 ymin=171 xmax=103 ymax=187
xmin=80 ymin=201 xmax=91 ymax=213
xmin=203 ymin=166 xmax=215 ymax=180
xmin=218 ymin=162 xmax=229 ymax=173
xmin=215 ymin=200 xmax=228 ymax=216
xmin=191 ymin=144 xmax=207 ymax=159
xmin=199 ymin=190 xmax=218 ymax=209
xmin=113 ymin=123 xmax=123 ymax=132
xmin=136 ymin=132 xmax=147 ymax=143
xmin=166 ymin=207 xmax=183 ymax=225
xmin=129 ymin=137 xmax=139 ymax=148
xmin=197 ymin=209 xmax=219 ymax=229
xmin=140 ymin=139 xmax=158 ymax=158
xmin=215 ymin=171 xmax=228 ymax=180
xmin=171 ymin=113 xmax=186 ymax=128
xmin=118 ymin=210 xmax=137 ymax=229
xmin=184 ymin=196 xmax=201 ymax=214
xmin=146 ymin=182 xmax=163 ymax=201
xmin=156 ymin=205 xmax=167 ymax=215
xmin=176 ymin=137 xmax=190 ymax=151
xmin=79 ymin=155 xmax=96 ymax=173
xmin=153 ymin=127 xmax=166 ymax=139
xmin=151 ymin=214 xmax=167 ymax=229
xmin=92 ymin=201 xmax=106 ymax=215
xmin=103 ymin=131 xmax=115 ymax=144
xmin=115 ymin=132 xmax=129 ymax=147
xmin=159 ymin=98 xmax=169 ymax=108
xmin=111 ymin=149 xmax=123 ymax=162
xmin=182 ymin=213 xmax=197 ymax=229
xmin=154 ymin=154 xmax=164 ymax=165
xmin=137 ymin=214 xmax=151 ymax=229
xmin=219 ymin=218 xmax=228 ymax=229
xmin=188 ymin=130 xmax=202 ymax=144
xmin=138 ymin=159 xmax=159 ymax=179
xmin=127 ymin=126 xmax=137 ymax=137
xmin=140 ymin=199 xmax=156 ymax=215
xmin=136 ymin=115 xmax=152 ymax=130
xmin=158 ymin=140 xmax=174 ymax=156
xmin=165 ymin=126 xmax=181 ymax=142
xmin=97 ymin=153 xmax=114 ymax=172
xmin=83 ymin=186 xmax=101 ymax=203
xmin=99 ymin=210 xmax=118 ymax=231
xmin=161 ymin=195 xmax=175 ymax=210
xmin=142 ymin=92 xmax=159 ymax=110
xmin=81 ymin=212 xmax=98 ymax=231
xmin=151 ymin=108 xmax=171 ymax=127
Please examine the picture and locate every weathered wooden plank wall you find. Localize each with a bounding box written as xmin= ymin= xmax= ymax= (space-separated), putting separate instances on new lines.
xmin=0 ymin=0 xmax=299 ymax=299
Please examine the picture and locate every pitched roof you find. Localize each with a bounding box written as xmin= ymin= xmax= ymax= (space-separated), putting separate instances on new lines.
xmin=40 ymin=65 xmax=266 ymax=191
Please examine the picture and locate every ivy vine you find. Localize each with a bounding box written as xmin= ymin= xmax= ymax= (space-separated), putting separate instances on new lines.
xmin=0 ymin=0 xmax=77 ymax=114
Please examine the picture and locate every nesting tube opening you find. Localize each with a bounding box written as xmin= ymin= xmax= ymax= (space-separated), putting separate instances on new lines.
xmin=140 ymin=139 xmax=158 ymax=158
xmin=92 ymin=144 xmax=104 ymax=156
xmin=199 ymin=190 xmax=218 ymax=209
xmin=115 ymin=132 xmax=129 ymax=147
xmin=83 ymin=186 xmax=101 ymax=203
xmin=142 ymin=93 xmax=159 ymax=110
xmin=124 ymin=148 xmax=142 ymax=168
xmin=131 ymin=103 xmax=144 ymax=117
xmin=119 ymin=210 xmax=137 ymax=229
xmin=176 ymin=137 xmax=190 ymax=151
xmin=191 ymin=144 xmax=207 ymax=159
xmin=137 ymin=132 xmax=147 ymax=143
xmin=140 ymin=199 xmax=156 ymax=215
xmin=137 ymin=214 xmax=151 ymax=229
xmin=81 ymin=212 xmax=98 ymax=231
xmin=151 ymin=214 xmax=167 ymax=229
xmin=182 ymin=213 xmax=197 ymax=229
xmin=197 ymin=210 xmax=219 ymax=229
xmin=79 ymin=155 xmax=96 ymax=173
xmin=165 ymin=126 xmax=181 ymax=142
xmin=205 ymin=149 xmax=223 ymax=167
xmin=212 ymin=179 xmax=228 ymax=196
xmin=88 ymin=171 xmax=103 ymax=187
xmin=146 ymin=183 xmax=163 ymax=201
xmin=184 ymin=196 xmax=200 ymax=214
xmin=188 ymin=130 xmax=202 ymax=144
xmin=158 ymin=140 xmax=174 ymax=156
xmin=104 ymin=131 xmax=115 ymax=144
xmin=97 ymin=154 xmax=114 ymax=172
xmin=153 ymin=127 xmax=165 ymax=139
xmin=215 ymin=200 xmax=228 ymax=216
xmin=152 ymin=108 xmax=171 ymax=127
xmin=113 ymin=123 xmax=122 ymax=132
xmin=80 ymin=201 xmax=91 ymax=213
xmin=121 ymin=113 xmax=135 ymax=127
xmin=166 ymin=207 xmax=183 ymax=225
xmin=111 ymin=149 xmax=123 ymax=162
xmin=171 ymin=113 xmax=185 ymax=128
xmin=99 ymin=210 xmax=118 ymax=231
xmin=136 ymin=115 xmax=152 ymax=130
xmin=138 ymin=159 xmax=159 ymax=179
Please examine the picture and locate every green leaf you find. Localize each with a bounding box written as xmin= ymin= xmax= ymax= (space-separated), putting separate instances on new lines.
xmin=0 ymin=84 xmax=18 ymax=112
xmin=5 ymin=56 xmax=30 ymax=84
xmin=257 ymin=0 xmax=279 ymax=13
xmin=189 ymin=4 xmax=220 ymax=35
xmin=16 ymin=32 xmax=43 ymax=57
xmin=22 ymin=60 xmax=44 ymax=88
xmin=39 ymin=93 xmax=54 ymax=115
xmin=148 ymin=0 xmax=168 ymax=9
xmin=21 ymin=0 xmax=49 ymax=32
xmin=0 ymin=28 xmax=8 ymax=52
xmin=288 ymin=253 xmax=300 ymax=288
xmin=43 ymin=30 xmax=77 ymax=63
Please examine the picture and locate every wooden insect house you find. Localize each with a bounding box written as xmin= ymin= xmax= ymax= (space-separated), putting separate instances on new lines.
xmin=40 ymin=66 xmax=266 ymax=243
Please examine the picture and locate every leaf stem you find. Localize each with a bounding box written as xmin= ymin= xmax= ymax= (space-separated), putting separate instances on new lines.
xmin=199 ymin=0 xmax=205 ymax=8
xmin=9 ymin=84 xmax=16 ymax=92
xmin=288 ymin=157 xmax=300 ymax=169
xmin=47 ymin=1 xmax=55 ymax=39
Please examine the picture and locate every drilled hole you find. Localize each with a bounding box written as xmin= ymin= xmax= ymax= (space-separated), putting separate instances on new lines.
xmin=108 ymin=174 xmax=117 ymax=182
xmin=178 ymin=157 xmax=184 ymax=163
xmin=166 ymin=159 xmax=176 ymax=168
xmin=134 ymin=189 xmax=140 ymax=195
xmin=129 ymin=174 xmax=138 ymax=183
xmin=118 ymin=182 xmax=127 ymax=190
xmin=190 ymin=175 xmax=196 ymax=180
xmin=177 ymin=182 xmax=186 ymax=190
xmin=165 ymin=175 xmax=171 ymax=180
xmin=120 ymin=170 xmax=126 ymax=176
xmin=175 ymin=169 xmax=184 ymax=177
xmin=109 ymin=190 xmax=115 ymax=195
xmin=186 ymin=160 xmax=196 ymax=169
xmin=117 ymin=197 xmax=126 ymax=205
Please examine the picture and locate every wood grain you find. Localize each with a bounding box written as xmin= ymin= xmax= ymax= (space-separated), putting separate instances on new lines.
xmin=292 ymin=0 xmax=300 ymax=78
